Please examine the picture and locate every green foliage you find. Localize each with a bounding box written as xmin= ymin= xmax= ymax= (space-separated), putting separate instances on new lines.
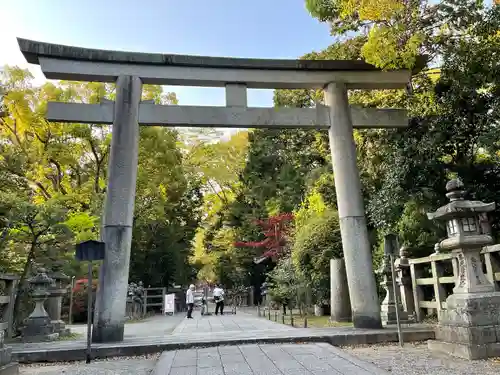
xmin=267 ymin=257 xmax=305 ymax=307
xmin=292 ymin=206 xmax=342 ymax=304
xmin=2 ymin=1 xmax=500 ymax=314
xmin=0 ymin=65 xmax=201 ymax=294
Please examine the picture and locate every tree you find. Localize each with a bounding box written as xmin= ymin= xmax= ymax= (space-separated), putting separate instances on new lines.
xmin=2 ymin=195 xmax=73 ymax=326
xmin=305 ymin=0 xmax=486 ymax=69
xmin=234 ymin=213 xmax=294 ymax=262
xmin=0 ymin=65 xmax=201 ymax=293
xmin=183 ymin=130 xmax=248 ymax=205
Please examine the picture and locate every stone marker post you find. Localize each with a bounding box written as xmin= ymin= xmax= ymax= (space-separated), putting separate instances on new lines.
xmin=324 ymin=82 xmax=382 ymax=328
xmin=427 ymin=178 xmax=500 ymax=359
xmin=330 ymin=258 xmax=351 ymax=322
xmin=92 ymin=76 xmax=142 ymax=343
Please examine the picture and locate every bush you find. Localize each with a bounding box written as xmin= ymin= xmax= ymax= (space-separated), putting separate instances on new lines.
xmin=292 ymin=207 xmax=343 ymax=304
xmin=267 ymin=257 xmax=304 ymax=308
xmin=62 ymin=279 xmax=98 ymax=323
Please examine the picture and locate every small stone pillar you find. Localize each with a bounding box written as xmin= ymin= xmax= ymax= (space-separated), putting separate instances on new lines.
xmin=330 ymin=258 xmax=351 ymax=322
xmin=378 ymin=253 xmax=408 ymax=325
xmin=394 ymin=246 xmax=416 ymax=318
xmin=46 ymin=267 xmax=70 ymax=336
xmin=21 ymin=268 xmax=58 ymax=342
xmin=427 ymin=178 xmax=500 ymax=359
xmin=0 ymin=329 xmax=18 ymax=375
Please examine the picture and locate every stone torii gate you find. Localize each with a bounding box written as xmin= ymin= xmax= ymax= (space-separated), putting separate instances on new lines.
xmin=18 ymin=38 xmax=411 ymax=342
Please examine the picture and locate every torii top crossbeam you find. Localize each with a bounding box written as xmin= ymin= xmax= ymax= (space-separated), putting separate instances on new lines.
xmin=16 ymin=38 xmax=410 ymax=129
xmin=17 ymin=38 xmax=410 ymax=90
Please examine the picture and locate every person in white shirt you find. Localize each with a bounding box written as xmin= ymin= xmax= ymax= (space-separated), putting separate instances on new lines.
xmin=186 ymin=284 xmax=195 ymax=319
xmin=213 ymin=284 xmax=225 ymax=315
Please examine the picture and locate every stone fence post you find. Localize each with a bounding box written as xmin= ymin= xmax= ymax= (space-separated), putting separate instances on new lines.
xmin=394 ymin=246 xmax=416 ymax=319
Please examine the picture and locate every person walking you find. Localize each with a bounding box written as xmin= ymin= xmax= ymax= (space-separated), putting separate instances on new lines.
xmin=186 ymin=284 xmax=195 ymax=319
xmin=213 ymin=284 xmax=225 ymax=315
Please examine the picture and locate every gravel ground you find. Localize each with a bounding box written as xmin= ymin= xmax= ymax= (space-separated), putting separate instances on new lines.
xmin=19 ymin=355 xmax=159 ymax=375
xmin=344 ymin=342 xmax=500 ymax=375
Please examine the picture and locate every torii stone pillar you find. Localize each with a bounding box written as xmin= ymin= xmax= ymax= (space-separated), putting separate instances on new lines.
xmin=17 ymin=38 xmax=413 ymax=337
xmin=325 ymin=82 xmax=380 ymax=327
xmin=93 ymin=76 xmax=142 ymax=342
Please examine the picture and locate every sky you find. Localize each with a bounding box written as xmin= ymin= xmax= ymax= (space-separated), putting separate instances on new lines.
xmin=0 ymin=0 xmax=334 ymax=108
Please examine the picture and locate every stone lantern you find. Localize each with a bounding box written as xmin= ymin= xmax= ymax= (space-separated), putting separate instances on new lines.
xmin=46 ymin=264 xmax=71 ymax=337
xmin=21 ymin=268 xmax=58 ymax=342
xmin=427 ymin=178 xmax=500 ymax=359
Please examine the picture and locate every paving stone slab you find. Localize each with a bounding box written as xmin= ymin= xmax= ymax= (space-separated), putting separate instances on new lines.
xmin=152 ymin=344 xmax=389 ymax=375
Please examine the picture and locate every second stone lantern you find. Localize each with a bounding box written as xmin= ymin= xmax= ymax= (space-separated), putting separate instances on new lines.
xmin=427 ymin=178 xmax=500 ymax=359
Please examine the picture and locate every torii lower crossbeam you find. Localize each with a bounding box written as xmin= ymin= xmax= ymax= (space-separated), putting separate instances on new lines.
xmin=18 ymin=38 xmax=412 ymax=342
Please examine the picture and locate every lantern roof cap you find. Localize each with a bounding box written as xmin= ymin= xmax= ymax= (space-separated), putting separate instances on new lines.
xmin=427 ymin=178 xmax=495 ymax=221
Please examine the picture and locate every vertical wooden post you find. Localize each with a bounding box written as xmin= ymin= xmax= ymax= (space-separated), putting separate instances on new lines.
xmin=5 ymin=277 xmax=18 ymax=338
xmin=143 ymin=289 xmax=148 ymax=317
xmin=68 ymin=276 xmax=75 ymax=326
xmin=162 ymin=287 xmax=167 ymax=315
xmin=86 ymin=261 xmax=93 ymax=364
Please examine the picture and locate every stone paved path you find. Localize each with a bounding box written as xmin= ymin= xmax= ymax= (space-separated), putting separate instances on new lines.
xmin=172 ymin=312 xmax=296 ymax=334
xmin=153 ymin=343 xmax=389 ymax=374
xmin=69 ymin=314 xmax=185 ymax=339
xmin=10 ymin=312 xmax=434 ymax=364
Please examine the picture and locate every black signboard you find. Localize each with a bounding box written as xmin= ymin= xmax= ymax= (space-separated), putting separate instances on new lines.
xmin=75 ymin=240 xmax=105 ymax=262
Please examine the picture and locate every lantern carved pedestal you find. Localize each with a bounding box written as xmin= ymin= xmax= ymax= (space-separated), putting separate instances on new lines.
xmin=21 ymin=268 xmax=58 ymax=343
xmin=427 ymin=179 xmax=500 ymax=359
xmin=378 ymin=255 xmax=408 ymax=325
xmin=46 ymin=269 xmax=71 ymax=337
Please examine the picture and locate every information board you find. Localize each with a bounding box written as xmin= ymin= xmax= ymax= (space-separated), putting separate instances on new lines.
xmin=164 ymin=293 xmax=175 ymax=314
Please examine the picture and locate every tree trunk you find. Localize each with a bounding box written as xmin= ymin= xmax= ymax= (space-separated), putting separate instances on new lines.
xmin=12 ymin=240 xmax=37 ymax=332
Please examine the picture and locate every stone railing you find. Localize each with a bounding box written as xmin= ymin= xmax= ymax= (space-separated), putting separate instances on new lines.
xmin=0 ymin=274 xmax=19 ymax=339
xmin=0 ymin=274 xmax=19 ymax=375
xmin=407 ymin=244 xmax=500 ymax=322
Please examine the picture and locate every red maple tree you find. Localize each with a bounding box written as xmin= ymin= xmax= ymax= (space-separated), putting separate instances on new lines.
xmin=234 ymin=213 xmax=294 ymax=262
